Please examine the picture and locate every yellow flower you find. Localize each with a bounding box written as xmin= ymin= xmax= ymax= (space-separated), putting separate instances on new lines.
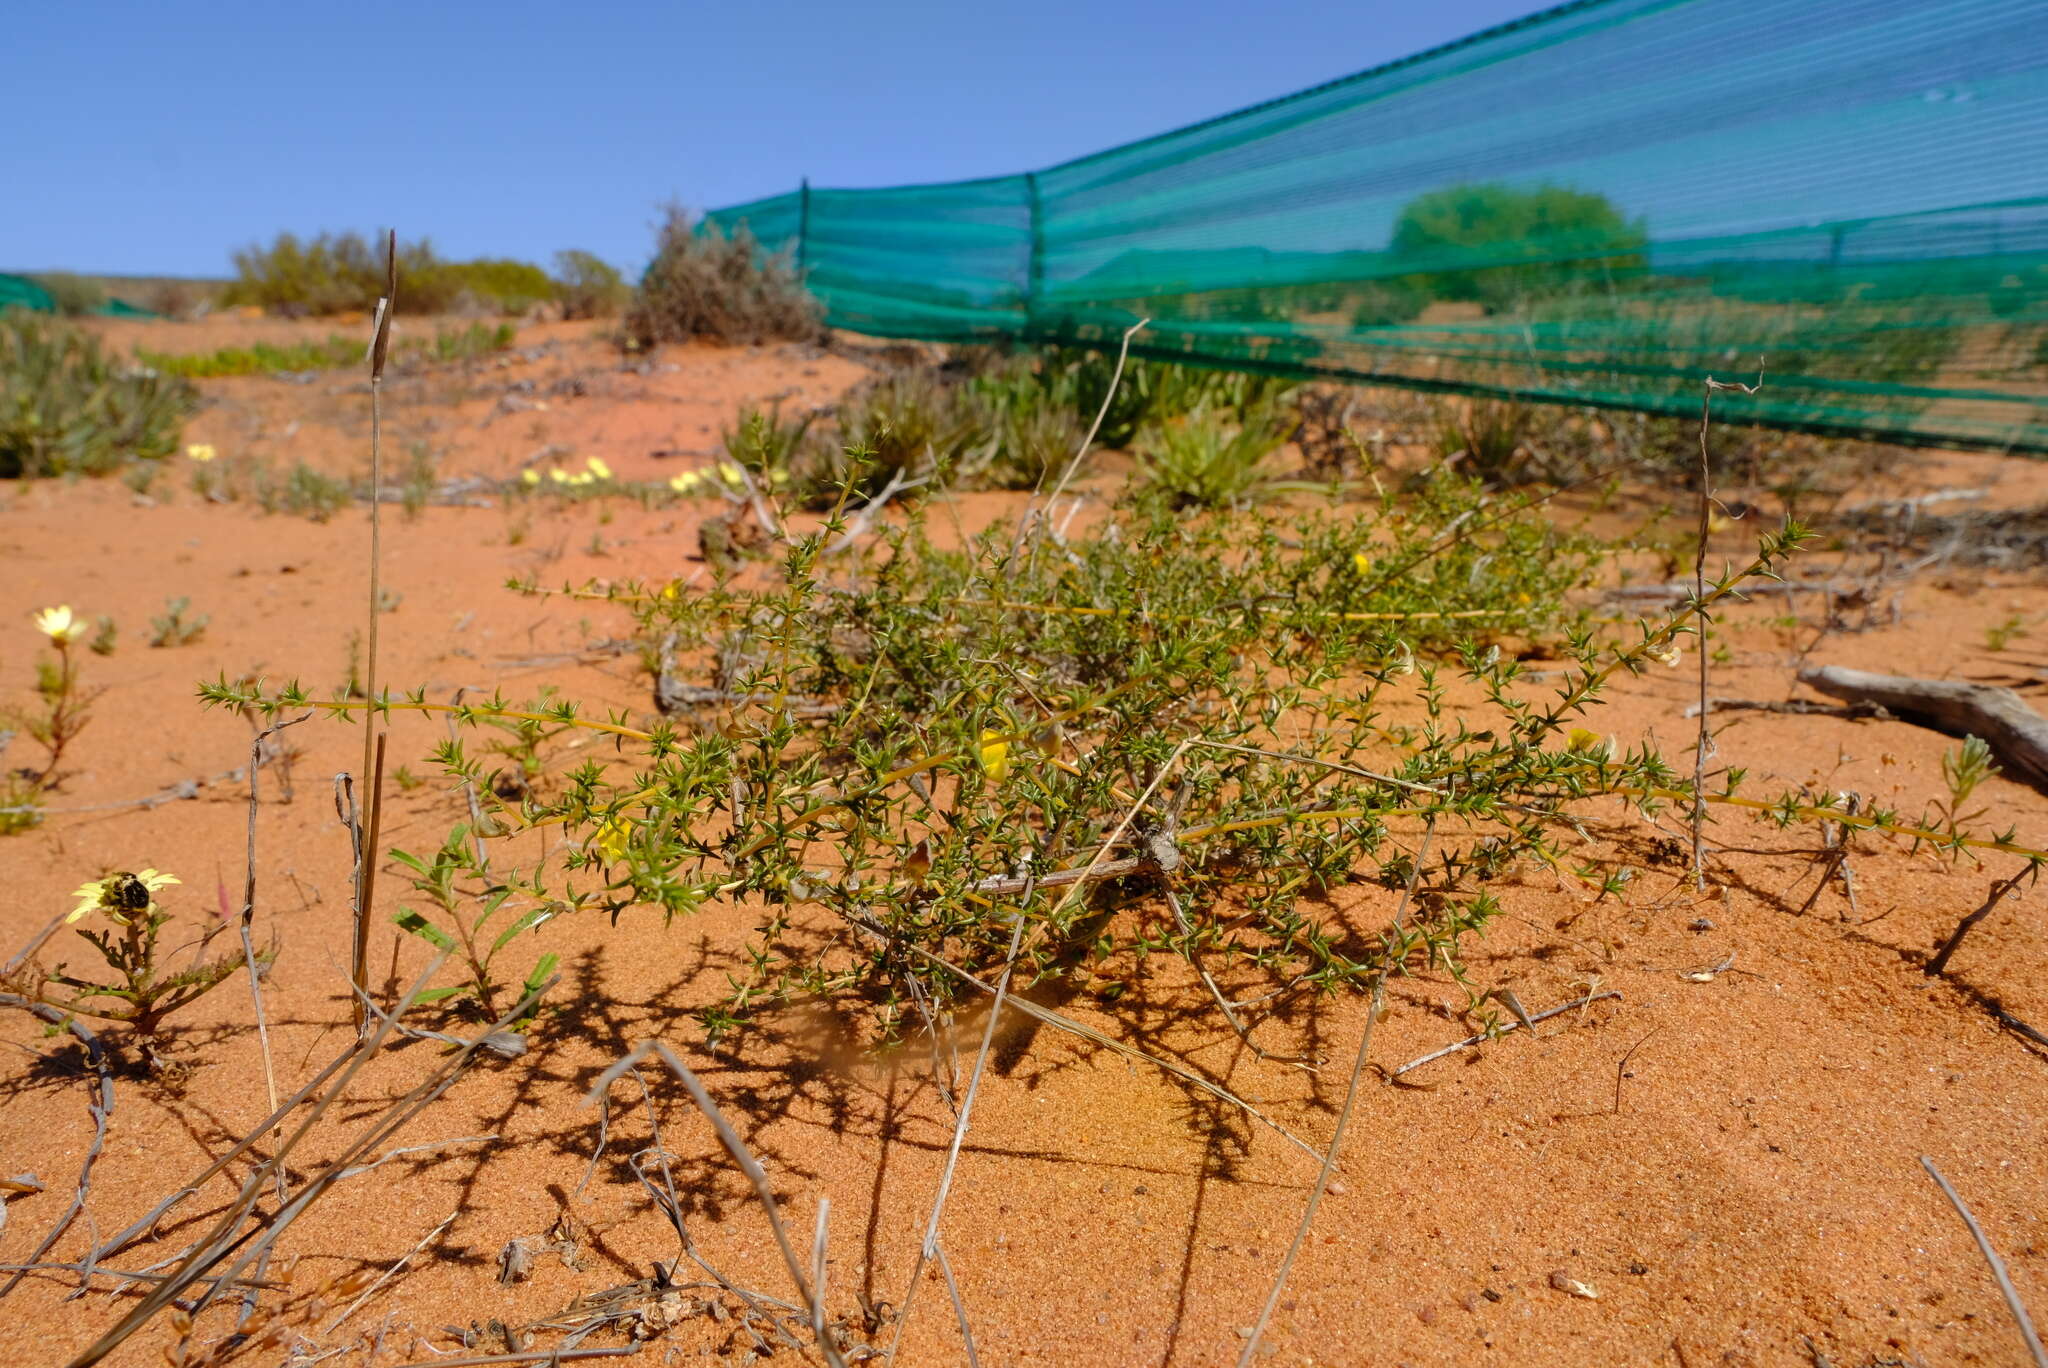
xmin=586 ymin=456 xmax=613 ymax=481
xmin=668 ymin=471 xmax=703 ymax=494
xmin=978 ymin=729 xmax=1011 ymax=782
xmin=1566 ymin=728 xmax=1616 ymax=761
xmin=660 ymin=580 xmax=682 ymax=601
xmin=33 ymin=605 xmax=87 ymax=645
xmin=68 ymin=869 xmax=179 ymax=924
xmin=769 ymin=468 xmax=792 ymax=488
xmin=591 ymin=816 xmax=631 ymax=863
xmin=1352 ymin=551 xmax=1371 ymax=576
xmin=186 ymin=443 xmax=217 ymax=462
xmin=1648 ymin=643 xmax=1683 ymax=668
xmin=717 ymin=462 xmax=746 ymax=487
xmin=520 ymin=469 xmax=540 ymax=486
xmin=549 ymin=468 xmax=570 ymax=484
xmin=569 ymin=471 xmax=595 ymax=487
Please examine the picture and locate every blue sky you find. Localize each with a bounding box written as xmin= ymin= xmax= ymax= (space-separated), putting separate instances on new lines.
xmin=3 ymin=0 xmax=1548 ymax=277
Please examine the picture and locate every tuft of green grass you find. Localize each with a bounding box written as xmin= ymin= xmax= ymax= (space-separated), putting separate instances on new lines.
xmin=1135 ymin=403 xmax=1291 ymax=507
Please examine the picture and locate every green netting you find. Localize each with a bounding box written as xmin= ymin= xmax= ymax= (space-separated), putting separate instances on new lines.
xmin=706 ymin=0 xmax=2048 ymax=452
xmin=0 ymin=274 xmax=56 ymax=314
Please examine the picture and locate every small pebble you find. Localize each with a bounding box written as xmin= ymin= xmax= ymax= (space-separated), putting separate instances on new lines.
xmin=1549 ymin=1270 xmax=1599 ymax=1299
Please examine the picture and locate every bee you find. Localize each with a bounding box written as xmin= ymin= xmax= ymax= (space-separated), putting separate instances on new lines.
xmin=103 ymin=872 xmax=152 ymax=913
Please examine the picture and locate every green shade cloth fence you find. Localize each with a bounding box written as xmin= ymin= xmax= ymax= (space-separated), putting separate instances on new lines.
xmin=707 ymin=0 xmax=2048 ymax=452
xmin=0 ymin=275 xmax=56 ymax=314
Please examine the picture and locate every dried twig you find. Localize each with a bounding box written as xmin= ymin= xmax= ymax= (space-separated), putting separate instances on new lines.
xmin=383 ymin=1350 xmax=641 ymax=1368
xmin=1613 ymin=1027 xmax=1665 ymax=1114
xmin=1692 ymin=369 xmax=1763 ymax=879
xmin=0 ymin=998 xmax=111 ymax=1300
xmin=822 ymin=466 xmax=928 ymax=555
xmin=586 ymin=1042 xmax=846 ymax=1368
xmin=241 ymin=713 xmax=311 ymax=1140
xmin=1034 ymin=316 xmax=1148 ymax=529
xmin=1390 ymin=990 xmax=1623 ymax=1079
xmin=1235 ymin=819 xmax=1436 ymax=1367
xmin=1927 ymin=870 xmax=2031 ymax=977
xmin=1920 ymin=1156 xmax=2048 ymax=1367
xmin=326 ymin=1209 xmax=458 ymax=1331
xmin=59 ymin=957 xmax=550 ymax=1368
xmin=1680 ymin=697 xmax=1890 ymax=722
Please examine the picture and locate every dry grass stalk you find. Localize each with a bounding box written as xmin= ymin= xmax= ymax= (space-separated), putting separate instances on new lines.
xmin=59 ymin=957 xmax=551 ymax=1367
xmin=240 ymin=712 xmax=310 ymax=1138
xmin=1691 ymin=370 xmax=1762 ymax=879
xmin=1233 ymin=820 xmax=1435 ymax=1366
xmin=0 ymin=998 xmax=110 ymax=1300
xmin=353 ymin=230 xmax=397 ymax=1037
xmin=1920 ymin=1156 xmax=2048 ymax=1367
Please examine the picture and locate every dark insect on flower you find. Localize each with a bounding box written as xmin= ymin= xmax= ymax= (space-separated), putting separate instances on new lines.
xmin=103 ymin=872 xmax=152 ymax=913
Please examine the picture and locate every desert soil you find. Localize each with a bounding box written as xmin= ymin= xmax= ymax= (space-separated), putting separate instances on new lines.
xmin=2 ymin=316 xmax=2045 ymax=1367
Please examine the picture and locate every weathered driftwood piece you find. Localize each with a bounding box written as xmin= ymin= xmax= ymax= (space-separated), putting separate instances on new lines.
xmin=1797 ymin=664 xmax=2048 ymax=791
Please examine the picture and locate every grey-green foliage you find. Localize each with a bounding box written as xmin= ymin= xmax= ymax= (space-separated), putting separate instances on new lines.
xmin=149 ymin=596 xmax=209 ymax=648
xmin=0 ymin=314 xmax=196 ymax=478
xmin=623 ymin=209 xmax=823 ymax=349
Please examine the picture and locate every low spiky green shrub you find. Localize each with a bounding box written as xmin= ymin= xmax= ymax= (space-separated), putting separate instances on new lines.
xmin=220 ymin=460 xmax=1808 ymax=1045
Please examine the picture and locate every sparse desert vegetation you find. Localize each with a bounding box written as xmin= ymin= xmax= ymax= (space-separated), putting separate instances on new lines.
xmin=2 ymin=208 xmax=2046 ymax=1368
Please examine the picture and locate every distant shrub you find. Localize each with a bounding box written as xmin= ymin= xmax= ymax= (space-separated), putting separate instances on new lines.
xmin=223 ymin=231 xmax=407 ymax=315
xmin=1388 ymin=182 xmax=1647 ymax=312
xmin=553 ymin=250 xmax=629 ymax=320
xmin=32 ymin=273 xmax=108 ymax=317
xmin=426 ymin=258 xmax=555 ymax=315
xmin=223 ymin=231 xmax=558 ymax=317
xmin=0 ymin=315 xmax=195 ymax=477
xmin=622 ymin=208 xmax=823 ymax=349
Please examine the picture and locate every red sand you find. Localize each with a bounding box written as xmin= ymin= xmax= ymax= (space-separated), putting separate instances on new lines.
xmin=1 ymin=318 xmax=2044 ymax=1367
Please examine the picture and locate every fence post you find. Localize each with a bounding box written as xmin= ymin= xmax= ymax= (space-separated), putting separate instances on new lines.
xmin=798 ymin=177 xmax=812 ymax=277
xmin=1024 ymin=172 xmax=1044 ymax=336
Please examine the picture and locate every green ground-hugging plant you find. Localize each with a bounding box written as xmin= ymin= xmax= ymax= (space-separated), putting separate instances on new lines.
xmin=0 ymin=313 xmax=196 ymax=477
xmin=140 ymin=321 xmax=514 ymax=379
xmin=208 ymin=464 xmax=1833 ymax=1051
